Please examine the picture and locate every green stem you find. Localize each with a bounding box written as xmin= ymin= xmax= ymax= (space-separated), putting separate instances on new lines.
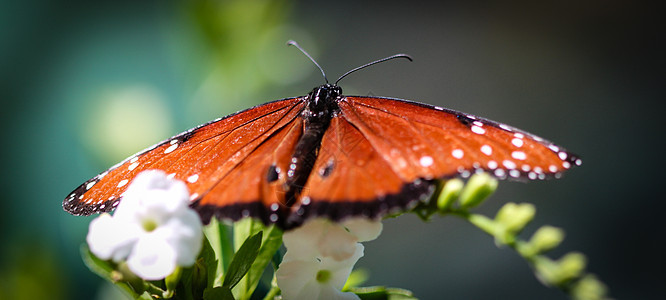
xmin=451 ymin=210 xmax=534 ymax=260
xmin=262 ymin=285 xmax=280 ymax=300
xmin=449 ymin=210 xmax=497 ymax=237
xmin=144 ymin=282 xmax=166 ymax=298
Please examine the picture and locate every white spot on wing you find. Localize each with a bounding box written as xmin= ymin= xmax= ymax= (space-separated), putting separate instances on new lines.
xmin=511 ymin=151 xmax=527 ymax=160
xmin=164 ymin=143 xmax=178 ymax=154
xmin=558 ymin=152 xmax=568 ymax=160
xmin=419 ymin=156 xmax=434 ymax=167
xmin=471 ymin=125 xmax=485 ymax=135
xmin=128 ymin=162 xmax=139 ymax=171
xmin=512 ymin=138 xmax=524 ymax=147
xmin=509 ymin=170 xmax=520 ymax=178
xmin=481 ymin=145 xmax=492 ymax=156
xmin=301 ymin=197 xmax=311 ymax=205
xmin=503 ymin=160 xmax=517 ymax=169
xmin=494 ymin=169 xmax=506 ymax=178
xmin=488 ymin=160 xmax=498 ymax=169
xmin=86 ymin=181 xmax=96 ymax=190
xmin=117 ymin=179 xmax=129 ymax=188
xmin=187 ymin=174 xmax=199 ymax=183
xmin=452 ymin=149 xmax=464 ymax=159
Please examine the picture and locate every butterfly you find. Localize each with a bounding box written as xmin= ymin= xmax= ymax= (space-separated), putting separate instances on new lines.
xmin=63 ymin=41 xmax=581 ymax=229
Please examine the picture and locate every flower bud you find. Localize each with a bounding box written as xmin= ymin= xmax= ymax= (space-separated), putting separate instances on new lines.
xmin=557 ymin=252 xmax=587 ymax=283
xmin=164 ymin=266 xmax=182 ymax=298
xmin=534 ymin=252 xmax=587 ymax=286
xmin=494 ymin=202 xmax=535 ymax=234
xmin=571 ymin=274 xmax=608 ymax=300
xmin=436 ymin=179 xmax=463 ymax=211
xmin=528 ymin=226 xmax=565 ymax=254
xmin=458 ymin=173 xmax=498 ymax=209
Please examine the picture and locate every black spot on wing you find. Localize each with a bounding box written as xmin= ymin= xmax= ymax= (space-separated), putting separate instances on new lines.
xmin=456 ymin=114 xmax=474 ymax=127
xmin=266 ymin=164 xmax=280 ymax=183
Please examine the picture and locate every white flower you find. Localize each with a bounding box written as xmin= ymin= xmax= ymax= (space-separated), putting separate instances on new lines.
xmin=86 ymin=170 xmax=203 ymax=280
xmin=276 ymin=218 xmax=383 ymax=300
xmin=282 ymin=218 xmax=383 ymax=262
xmin=277 ymin=244 xmax=364 ymax=300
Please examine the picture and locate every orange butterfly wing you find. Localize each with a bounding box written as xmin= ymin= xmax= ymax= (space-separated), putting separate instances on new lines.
xmin=289 ymin=96 xmax=580 ymax=224
xmin=65 ymin=93 xmax=580 ymax=228
xmin=63 ymin=98 xmax=305 ymax=219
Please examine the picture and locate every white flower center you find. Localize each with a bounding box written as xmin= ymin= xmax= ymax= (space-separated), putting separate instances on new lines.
xmin=316 ymin=269 xmax=332 ymax=283
xmin=142 ymin=218 xmax=158 ymax=232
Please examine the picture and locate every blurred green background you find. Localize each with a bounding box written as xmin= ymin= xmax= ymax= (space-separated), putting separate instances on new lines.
xmin=1 ymin=0 xmax=662 ymax=299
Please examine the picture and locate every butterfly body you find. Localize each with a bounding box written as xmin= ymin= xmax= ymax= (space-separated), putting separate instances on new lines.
xmin=64 ymin=83 xmax=580 ymax=229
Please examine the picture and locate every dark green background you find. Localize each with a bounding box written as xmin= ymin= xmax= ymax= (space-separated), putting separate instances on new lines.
xmin=1 ymin=0 xmax=662 ymax=299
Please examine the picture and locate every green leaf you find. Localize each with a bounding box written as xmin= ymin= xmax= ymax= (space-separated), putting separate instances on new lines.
xmin=237 ymin=225 xmax=283 ymax=300
xmin=343 ymin=269 xmax=370 ymax=290
xmin=203 ymin=218 xmax=234 ymax=286
xmin=233 ymin=218 xmax=265 ymax=251
xmin=80 ymin=244 xmax=147 ymax=299
xmin=350 ymin=286 xmax=418 ymax=300
xmin=203 ymin=287 xmax=235 ymax=300
xmin=200 ymin=234 xmax=219 ymax=288
xmin=222 ymin=231 xmax=263 ymax=289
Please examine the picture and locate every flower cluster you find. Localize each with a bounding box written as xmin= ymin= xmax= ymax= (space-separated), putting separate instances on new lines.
xmin=86 ymin=170 xmax=203 ymax=280
xmin=78 ymin=171 xmax=607 ymax=300
xmin=276 ymin=218 xmax=383 ymax=300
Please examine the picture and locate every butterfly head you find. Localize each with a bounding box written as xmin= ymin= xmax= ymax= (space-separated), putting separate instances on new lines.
xmin=305 ymin=84 xmax=342 ymax=117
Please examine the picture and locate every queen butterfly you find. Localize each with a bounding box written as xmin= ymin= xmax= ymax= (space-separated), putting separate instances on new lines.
xmin=63 ymin=41 xmax=581 ymax=229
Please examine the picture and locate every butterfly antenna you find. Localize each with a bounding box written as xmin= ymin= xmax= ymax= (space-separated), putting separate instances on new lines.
xmin=335 ymin=54 xmax=412 ymax=85
xmin=287 ymin=40 xmax=329 ymax=84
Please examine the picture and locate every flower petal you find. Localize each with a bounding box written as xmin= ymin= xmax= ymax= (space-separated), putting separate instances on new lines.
xmin=277 ymin=259 xmax=319 ymax=299
xmin=87 ymin=213 xmax=140 ymax=261
xmin=163 ymin=209 xmax=203 ymax=266
xmin=321 ymin=244 xmax=364 ymax=289
xmin=127 ymin=234 xmax=177 ymax=280
xmin=342 ymin=218 xmax=383 ymax=242
xmin=317 ymin=224 xmax=358 ymax=261
xmin=282 ymin=219 xmax=330 ymax=261
xmin=317 ymin=285 xmax=360 ymax=300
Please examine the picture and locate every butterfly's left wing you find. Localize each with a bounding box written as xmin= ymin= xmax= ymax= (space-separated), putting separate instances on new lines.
xmin=64 ymin=98 xmax=306 ymax=223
